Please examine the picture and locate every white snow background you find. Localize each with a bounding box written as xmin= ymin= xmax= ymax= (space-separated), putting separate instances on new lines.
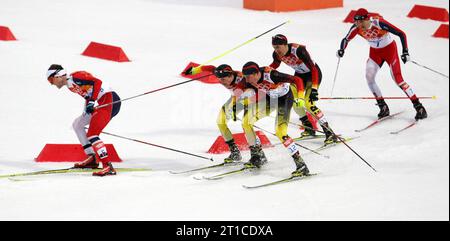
xmin=0 ymin=0 xmax=448 ymax=220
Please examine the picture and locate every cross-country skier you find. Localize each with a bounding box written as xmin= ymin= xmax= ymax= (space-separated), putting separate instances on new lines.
xmin=270 ymin=34 xmax=337 ymax=144
xmin=185 ymin=65 xmax=266 ymax=165
xmin=337 ymin=8 xmax=427 ymax=120
xmin=241 ymin=61 xmax=310 ymax=177
xmin=46 ymin=64 xmax=121 ymax=176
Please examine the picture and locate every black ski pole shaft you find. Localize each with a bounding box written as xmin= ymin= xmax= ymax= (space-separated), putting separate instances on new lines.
xmin=254 ymin=21 xmax=291 ymax=39
xmin=411 ymin=60 xmax=449 ymax=79
xmin=267 ymin=115 xmax=327 ymax=135
xmin=99 ymin=130 xmax=214 ymax=162
xmin=305 ymin=109 xmax=377 ymax=172
xmin=241 ymin=119 xmax=329 ymax=159
xmin=202 ymin=21 xmax=290 ymax=65
xmin=96 ymin=74 xmax=214 ymax=110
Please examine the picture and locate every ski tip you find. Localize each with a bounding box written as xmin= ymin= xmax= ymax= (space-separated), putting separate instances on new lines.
xmin=203 ymin=176 xmax=222 ymax=181
xmin=8 ymin=177 xmax=26 ymax=182
xmin=192 ymin=176 xmax=202 ymax=180
xmin=432 ymin=95 xmax=437 ymax=100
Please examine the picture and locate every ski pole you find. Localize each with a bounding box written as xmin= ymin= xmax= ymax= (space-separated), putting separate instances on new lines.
xmin=237 ymin=117 xmax=330 ymax=159
xmin=201 ymin=21 xmax=290 ymax=66
xmin=330 ymin=57 xmax=341 ymax=96
xmin=96 ymin=22 xmax=289 ymax=110
xmin=320 ymin=96 xmax=437 ymax=100
xmin=268 ymin=111 xmax=377 ymax=171
xmin=95 ymin=73 xmax=214 ymax=110
xmin=304 ymin=109 xmax=377 ymax=172
xmin=411 ymin=60 xmax=449 ymax=79
xmin=99 ymin=130 xmax=214 ymax=162
xmin=267 ymin=115 xmax=326 ymax=136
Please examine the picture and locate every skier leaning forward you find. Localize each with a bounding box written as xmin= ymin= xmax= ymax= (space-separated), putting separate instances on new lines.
xmin=46 ymin=64 xmax=121 ymax=176
xmin=185 ymin=64 xmax=267 ymax=164
xmin=270 ymin=34 xmax=337 ymax=144
xmin=240 ymin=61 xmax=311 ymax=177
xmin=337 ymin=8 xmax=427 ymax=120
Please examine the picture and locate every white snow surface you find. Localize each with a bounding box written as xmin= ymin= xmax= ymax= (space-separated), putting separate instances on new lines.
xmin=0 ymin=0 xmax=448 ymax=220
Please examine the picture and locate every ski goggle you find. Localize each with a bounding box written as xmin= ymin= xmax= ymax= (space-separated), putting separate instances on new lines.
xmin=354 ymin=15 xmax=368 ymax=21
xmin=214 ymin=68 xmax=233 ymax=78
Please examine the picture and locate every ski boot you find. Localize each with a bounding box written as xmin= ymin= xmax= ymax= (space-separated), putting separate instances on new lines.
xmin=92 ymin=162 xmax=116 ymax=177
xmin=223 ymin=139 xmax=242 ymax=164
xmin=376 ymin=98 xmax=390 ymax=119
xmin=244 ymin=144 xmax=267 ymax=169
xmin=291 ymin=152 xmax=310 ymax=177
xmin=413 ymin=100 xmax=427 ymax=120
xmin=73 ymin=154 xmax=99 ymax=169
xmin=299 ymin=116 xmax=316 ymax=137
xmin=322 ymin=122 xmax=338 ymax=145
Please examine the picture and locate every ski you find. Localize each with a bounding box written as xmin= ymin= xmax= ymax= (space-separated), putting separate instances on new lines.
xmin=242 ymin=173 xmax=318 ymax=189
xmin=169 ymin=161 xmax=242 ymax=174
xmin=0 ymin=167 xmax=151 ymax=179
xmin=313 ymin=136 xmax=360 ymax=152
xmin=390 ymin=120 xmax=418 ymax=134
xmin=355 ymin=111 xmax=404 ymax=132
xmin=275 ymin=135 xmax=344 ymax=152
xmin=274 ymin=135 xmax=326 ymax=147
xmin=293 ymin=134 xmax=327 ymax=141
xmin=197 ymin=166 xmax=257 ymax=180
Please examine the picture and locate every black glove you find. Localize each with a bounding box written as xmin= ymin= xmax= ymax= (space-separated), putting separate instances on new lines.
xmin=401 ymin=49 xmax=410 ymax=64
xmin=310 ymin=88 xmax=319 ymax=103
xmin=85 ymin=101 xmax=95 ymax=114
xmin=184 ymin=66 xmax=193 ymax=75
xmin=337 ymin=49 xmax=345 ymax=58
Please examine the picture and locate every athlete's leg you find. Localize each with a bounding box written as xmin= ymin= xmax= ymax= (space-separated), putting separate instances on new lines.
xmin=385 ymin=42 xmax=427 ymax=119
xmin=72 ymin=113 xmax=94 ymax=156
xmin=368 ymin=48 xmax=390 ymax=118
xmin=86 ymin=93 xmax=116 ymax=174
xmin=217 ymin=97 xmax=244 ymax=162
xmin=275 ymin=90 xmax=310 ymax=176
xmin=241 ymin=100 xmax=270 ymax=168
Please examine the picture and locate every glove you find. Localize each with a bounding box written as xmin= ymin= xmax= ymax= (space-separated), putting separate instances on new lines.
xmin=309 ymin=88 xmax=319 ymax=103
xmin=401 ymin=49 xmax=410 ymax=64
xmin=337 ymin=49 xmax=345 ymax=58
xmin=294 ymin=98 xmax=306 ymax=109
xmin=85 ymin=101 xmax=95 ymax=114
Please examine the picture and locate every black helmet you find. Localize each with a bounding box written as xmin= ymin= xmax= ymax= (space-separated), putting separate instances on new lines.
xmin=272 ymin=34 xmax=288 ymax=45
xmin=242 ymin=61 xmax=260 ymax=75
xmin=214 ymin=64 xmax=233 ymax=78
